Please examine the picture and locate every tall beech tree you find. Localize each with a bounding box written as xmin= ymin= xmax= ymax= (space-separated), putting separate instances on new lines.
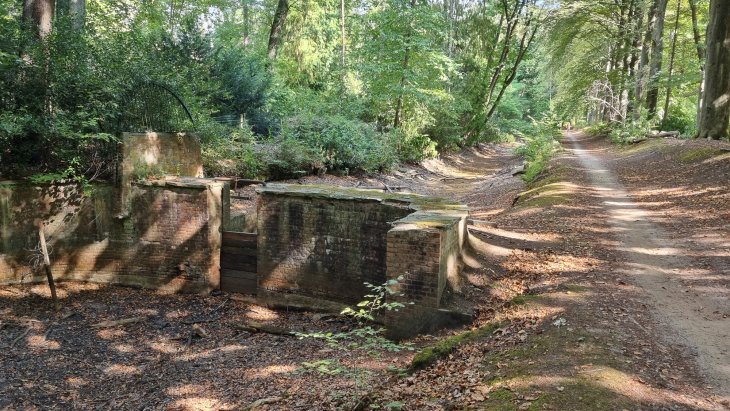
xmin=645 ymin=0 xmax=669 ymax=117
xmin=267 ymin=0 xmax=289 ymax=61
xmin=697 ymin=0 xmax=730 ymax=139
xmin=22 ymin=0 xmax=54 ymax=38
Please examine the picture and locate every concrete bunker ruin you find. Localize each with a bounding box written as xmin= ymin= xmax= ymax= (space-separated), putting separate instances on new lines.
xmin=1 ymin=133 xmax=471 ymax=337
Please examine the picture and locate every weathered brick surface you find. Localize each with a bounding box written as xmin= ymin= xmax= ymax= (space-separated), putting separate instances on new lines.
xmin=0 ymin=179 xmax=226 ymax=293
xmin=386 ymin=225 xmax=443 ymax=308
xmin=255 ymin=184 xmax=469 ymax=315
xmin=257 ymin=189 xmax=412 ymax=303
xmin=120 ymin=132 xmax=204 ymax=180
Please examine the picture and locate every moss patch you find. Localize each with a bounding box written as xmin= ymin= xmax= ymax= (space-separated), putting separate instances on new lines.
xmin=409 ymin=322 xmax=501 ymax=372
xmin=678 ymin=147 xmax=726 ymax=163
xmin=468 ymin=295 xmax=643 ymax=410
xmin=517 ymin=194 xmax=570 ymax=208
xmin=510 ymin=294 xmax=541 ymax=306
xmin=561 ymin=283 xmax=588 ymax=293
xmin=618 ymin=138 xmax=667 ymax=155
xmin=513 ymin=166 xmax=574 ymax=209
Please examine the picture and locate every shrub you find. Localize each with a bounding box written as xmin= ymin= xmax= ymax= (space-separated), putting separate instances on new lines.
xmin=515 ymin=121 xmax=561 ymax=182
xmin=585 ymin=122 xmax=614 ymax=137
xmin=609 ymin=113 xmax=657 ymax=144
xmin=278 ymin=114 xmax=398 ymax=174
xmin=257 ymin=136 xmax=325 ymax=179
xmin=199 ymin=122 xmax=263 ymax=178
xmin=387 ymin=127 xmax=438 ymax=163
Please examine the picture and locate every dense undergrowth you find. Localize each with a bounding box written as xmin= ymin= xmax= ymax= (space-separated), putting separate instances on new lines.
xmin=514 ymin=121 xmax=562 ymax=182
xmin=0 ymin=0 xmax=556 ymax=182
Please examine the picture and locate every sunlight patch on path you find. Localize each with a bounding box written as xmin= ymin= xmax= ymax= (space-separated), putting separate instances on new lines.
xmin=566 ymin=133 xmax=730 ymax=399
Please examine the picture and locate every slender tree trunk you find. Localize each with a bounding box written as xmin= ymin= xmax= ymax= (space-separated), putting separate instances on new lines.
xmin=484 ymin=1 xmax=525 ymax=111
xmin=626 ymin=0 xmax=645 ymax=116
xmin=57 ymin=0 xmax=85 ymax=30
xmin=486 ymin=23 xmax=537 ymax=120
xmin=697 ymin=0 xmax=730 ymax=139
xmin=340 ymin=0 xmax=346 ymax=69
xmin=267 ymin=0 xmax=289 ymax=61
xmin=646 ymin=0 xmax=669 ymax=118
xmin=688 ymin=0 xmax=704 ymax=65
xmin=662 ymin=0 xmax=681 ymax=124
xmin=22 ymin=0 xmax=54 ymax=117
xmin=688 ymin=0 xmax=705 ymax=124
xmin=393 ymin=51 xmax=410 ymax=128
xmin=394 ymin=0 xmax=418 ymax=128
xmin=242 ymin=0 xmax=251 ymax=46
xmin=636 ymin=0 xmax=657 ymax=112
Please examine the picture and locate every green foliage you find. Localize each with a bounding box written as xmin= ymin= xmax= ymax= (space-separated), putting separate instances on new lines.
xmin=514 ymin=121 xmax=561 ymax=182
xmin=387 ymin=128 xmax=438 ymax=163
xmin=585 ymin=123 xmax=614 ymax=138
xmin=258 ymin=136 xmax=325 ymax=179
xmin=545 ymin=1 xmax=707 ymax=133
xmin=296 ymin=276 xmax=414 ymax=355
xmin=212 ymin=48 xmax=274 ymax=135
xmin=661 ymin=100 xmax=698 ymax=137
xmin=199 ymin=122 xmax=263 ymax=178
xmin=0 ymin=0 xmax=552 ymax=180
xmin=279 ymin=114 xmax=399 ymax=174
xmin=298 ymin=359 xmax=347 ymax=376
xmin=609 ymin=112 xmax=658 ymax=144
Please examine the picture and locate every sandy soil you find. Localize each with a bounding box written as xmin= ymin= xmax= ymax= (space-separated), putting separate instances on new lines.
xmin=567 ymin=132 xmax=729 ymax=397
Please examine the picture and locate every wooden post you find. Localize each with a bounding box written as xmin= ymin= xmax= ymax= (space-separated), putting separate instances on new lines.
xmin=39 ymin=225 xmax=59 ymax=311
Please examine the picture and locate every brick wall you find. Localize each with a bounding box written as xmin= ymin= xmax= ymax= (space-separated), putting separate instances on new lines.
xmin=255 ymin=184 xmax=469 ymax=316
xmin=257 ymin=186 xmax=413 ymax=303
xmin=0 ymin=179 xmax=227 ymax=293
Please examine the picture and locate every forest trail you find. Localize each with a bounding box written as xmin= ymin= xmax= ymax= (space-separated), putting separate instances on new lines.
xmin=566 ymin=131 xmax=730 ymax=398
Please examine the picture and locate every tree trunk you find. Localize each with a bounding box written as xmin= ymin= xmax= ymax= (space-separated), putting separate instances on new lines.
xmin=57 ymin=0 xmax=85 ymax=30
xmin=242 ymin=0 xmax=251 ymax=46
xmin=661 ymin=0 xmax=681 ymax=124
xmin=688 ymin=0 xmax=704 ymax=65
xmin=486 ymin=23 xmax=537 ymax=120
xmin=340 ymin=0 xmax=346 ymax=69
xmin=626 ymin=0 xmax=645 ymax=116
xmin=636 ymin=0 xmax=657 ymax=111
xmin=22 ymin=0 xmax=54 ymax=39
xmin=696 ymin=0 xmax=730 ymax=140
xmin=393 ymin=44 xmax=411 ymax=129
xmin=393 ymin=0 xmax=418 ymax=128
xmin=267 ymin=0 xmax=289 ymax=61
xmin=646 ymin=0 xmax=669 ymax=118
xmin=688 ymin=0 xmax=704 ymax=125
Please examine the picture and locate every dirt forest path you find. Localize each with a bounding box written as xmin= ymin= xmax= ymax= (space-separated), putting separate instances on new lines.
xmin=565 ymin=132 xmax=730 ymax=398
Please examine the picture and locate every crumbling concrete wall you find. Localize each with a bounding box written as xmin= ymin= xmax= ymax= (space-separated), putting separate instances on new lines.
xmin=0 ymin=178 xmax=227 ymax=293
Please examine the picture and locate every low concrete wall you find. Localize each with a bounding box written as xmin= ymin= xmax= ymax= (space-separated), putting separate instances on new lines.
xmin=255 ymin=184 xmax=469 ymax=333
xmin=0 ymin=178 xmax=228 ymax=293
